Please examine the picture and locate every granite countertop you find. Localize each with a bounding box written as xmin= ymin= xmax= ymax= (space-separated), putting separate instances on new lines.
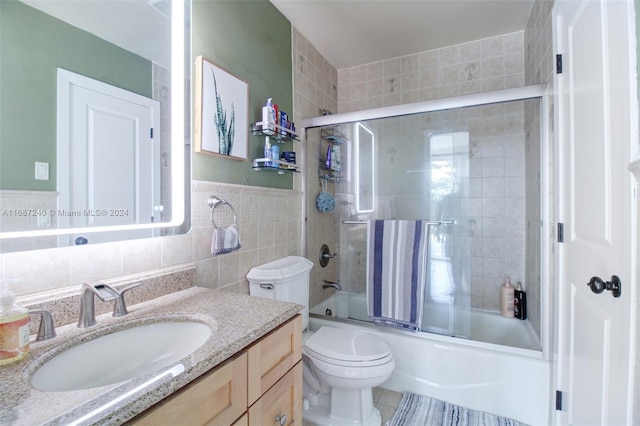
xmin=0 ymin=287 xmax=303 ymax=426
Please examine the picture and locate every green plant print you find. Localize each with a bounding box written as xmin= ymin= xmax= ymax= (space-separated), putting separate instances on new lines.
xmin=212 ymin=70 xmax=235 ymax=155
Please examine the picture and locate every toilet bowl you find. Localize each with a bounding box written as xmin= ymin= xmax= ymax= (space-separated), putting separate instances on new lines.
xmin=247 ymin=256 xmax=395 ymax=426
xmin=302 ymin=326 xmax=394 ymax=426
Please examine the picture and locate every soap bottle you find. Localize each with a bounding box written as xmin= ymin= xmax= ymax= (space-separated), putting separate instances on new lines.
xmin=325 ymin=145 xmax=332 ymax=169
xmin=500 ymin=277 xmax=514 ymax=318
xmin=264 ymin=138 xmax=272 ymax=167
xmin=514 ymin=281 xmax=527 ymax=320
xmin=271 ymin=144 xmax=280 ymax=168
xmin=262 ymin=98 xmax=276 ymax=135
xmin=0 ymin=280 xmax=30 ymax=365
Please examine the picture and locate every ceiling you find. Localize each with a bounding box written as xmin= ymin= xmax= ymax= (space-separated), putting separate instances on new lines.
xmin=269 ymin=0 xmax=535 ymax=70
xmin=20 ymin=0 xmax=171 ymax=67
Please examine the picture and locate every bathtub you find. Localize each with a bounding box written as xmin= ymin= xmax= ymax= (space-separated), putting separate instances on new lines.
xmin=310 ymin=293 xmax=550 ymax=426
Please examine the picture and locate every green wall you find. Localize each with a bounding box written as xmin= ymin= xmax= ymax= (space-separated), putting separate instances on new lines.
xmin=0 ymin=0 xmax=152 ymax=191
xmin=192 ymin=0 xmax=293 ymax=189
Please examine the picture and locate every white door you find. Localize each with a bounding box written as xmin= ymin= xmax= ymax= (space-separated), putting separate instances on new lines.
xmin=553 ymin=1 xmax=636 ymax=425
xmin=57 ymin=69 xmax=161 ymax=244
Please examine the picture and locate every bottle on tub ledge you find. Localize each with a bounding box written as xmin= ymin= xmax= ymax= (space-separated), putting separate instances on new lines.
xmin=514 ymin=281 xmax=527 ymax=320
xmin=500 ymin=277 xmax=514 ymax=318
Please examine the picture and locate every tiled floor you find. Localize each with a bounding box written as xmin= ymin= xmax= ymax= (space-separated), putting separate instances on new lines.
xmin=373 ymin=387 xmax=404 ymax=424
xmin=303 ymin=387 xmax=403 ymax=426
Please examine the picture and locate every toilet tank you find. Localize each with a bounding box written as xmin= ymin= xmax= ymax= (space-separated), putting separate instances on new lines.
xmin=247 ymin=256 xmax=313 ymax=330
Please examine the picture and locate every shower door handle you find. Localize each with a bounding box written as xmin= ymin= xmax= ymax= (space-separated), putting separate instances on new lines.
xmin=586 ymin=275 xmax=621 ymax=298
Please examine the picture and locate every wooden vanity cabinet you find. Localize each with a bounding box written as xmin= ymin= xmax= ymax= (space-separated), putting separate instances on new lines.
xmin=129 ymin=315 xmax=302 ymax=426
xmin=130 ymin=352 xmax=248 ymax=426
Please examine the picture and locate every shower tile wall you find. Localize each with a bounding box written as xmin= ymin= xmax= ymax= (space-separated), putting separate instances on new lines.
xmin=291 ymin=28 xmax=339 ymax=309
xmin=337 ymin=32 xmax=528 ymax=314
xmin=337 ymin=31 xmax=525 ymax=113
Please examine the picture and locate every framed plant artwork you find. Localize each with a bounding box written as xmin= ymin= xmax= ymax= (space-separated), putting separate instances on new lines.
xmin=194 ymin=56 xmax=248 ymax=160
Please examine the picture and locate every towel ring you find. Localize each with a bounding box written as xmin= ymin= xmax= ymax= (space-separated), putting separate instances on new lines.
xmin=208 ymin=196 xmax=238 ymax=228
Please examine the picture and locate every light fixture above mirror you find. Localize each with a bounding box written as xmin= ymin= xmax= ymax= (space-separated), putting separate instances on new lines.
xmin=0 ymin=0 xmax=190 ymax=251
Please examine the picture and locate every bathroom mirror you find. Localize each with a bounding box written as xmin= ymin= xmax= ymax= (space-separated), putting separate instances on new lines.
xmin=355 ymin=122 xmax=375 ymax=214
xmin=0 ymin=0 xmax=189 ymax=252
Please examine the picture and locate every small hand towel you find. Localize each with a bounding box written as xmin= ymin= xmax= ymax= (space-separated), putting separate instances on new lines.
xmin=367 ymin=220 xmax=429 ymax=331
xmin=211 ymin=223 xmax=241 ymax=255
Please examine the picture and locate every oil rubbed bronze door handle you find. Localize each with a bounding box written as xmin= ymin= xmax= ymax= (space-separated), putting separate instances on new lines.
xmin=586 ymin=275 xmax=622 ymax=298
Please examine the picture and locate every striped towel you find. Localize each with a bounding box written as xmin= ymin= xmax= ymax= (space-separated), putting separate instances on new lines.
xmin=367 ymin=220 xmax=429 ymax=331
xmin=211 ymin=223 xmax=241 ymax=255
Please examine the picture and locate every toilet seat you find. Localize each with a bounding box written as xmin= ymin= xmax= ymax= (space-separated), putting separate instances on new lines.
xmin=304 ymin=326 xmax=392 ymax=367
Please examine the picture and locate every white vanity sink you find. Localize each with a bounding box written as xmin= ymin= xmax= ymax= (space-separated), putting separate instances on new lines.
xmin=31 ymin=321 xmax=211 ymax=392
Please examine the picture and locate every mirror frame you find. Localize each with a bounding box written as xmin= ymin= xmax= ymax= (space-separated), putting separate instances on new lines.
xmin=0 ymin=0 xmax=186 ymax=243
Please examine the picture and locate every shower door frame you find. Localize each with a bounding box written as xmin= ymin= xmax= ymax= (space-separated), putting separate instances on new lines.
xmin=300 ymin=84 xmax=552 ymax=359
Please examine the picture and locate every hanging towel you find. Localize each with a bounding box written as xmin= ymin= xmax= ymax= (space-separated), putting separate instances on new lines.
xmin=211 ymin=223 xmax=241 ymax=255
xmin=367 ymin=220 xmax=429 ymax=331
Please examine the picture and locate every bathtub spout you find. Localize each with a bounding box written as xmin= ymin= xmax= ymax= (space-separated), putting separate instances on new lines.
xmin=322 ymin=280 xmax=342 ymax=291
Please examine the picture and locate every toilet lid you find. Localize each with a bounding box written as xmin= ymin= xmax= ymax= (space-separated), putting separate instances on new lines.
xmin=304 ymin=326 xmax=392 ymax=363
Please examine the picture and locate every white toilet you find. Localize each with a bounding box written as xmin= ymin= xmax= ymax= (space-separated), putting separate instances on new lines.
xmin=247 ymin=256 xmax=395 ymax=426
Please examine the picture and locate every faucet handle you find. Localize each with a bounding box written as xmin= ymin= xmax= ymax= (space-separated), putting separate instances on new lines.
xmin=112 ymin=283 xmax=142 ymax=317
xmin=29 ymin=309 xmax=56 ymax=341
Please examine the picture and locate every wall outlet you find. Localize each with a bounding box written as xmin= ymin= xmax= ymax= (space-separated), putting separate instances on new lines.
xmin=35 ymin=162 xmax=49 ymax=181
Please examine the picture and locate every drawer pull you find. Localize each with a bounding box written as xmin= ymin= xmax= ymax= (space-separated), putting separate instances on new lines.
xmin=275 ymin=414 xmax=287 ymax=425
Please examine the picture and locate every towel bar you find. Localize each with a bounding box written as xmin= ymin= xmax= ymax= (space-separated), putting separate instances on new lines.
xmin=342 ymin=219 xmax=455 ymax=225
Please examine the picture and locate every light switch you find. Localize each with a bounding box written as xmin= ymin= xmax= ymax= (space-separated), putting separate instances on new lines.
xmin=37 ymin=214 xmax=51 ymax=228
xmin=35 ymin=162 xmax=49 ymax=180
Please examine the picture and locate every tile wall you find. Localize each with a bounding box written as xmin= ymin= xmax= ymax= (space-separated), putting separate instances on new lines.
xmin=337 ymin=32 xmax=525 ymax=112
xmin=291 ymin=28 xmax=339 ymax=309
xmin=2 ymin=181 xmax=302 ymax=297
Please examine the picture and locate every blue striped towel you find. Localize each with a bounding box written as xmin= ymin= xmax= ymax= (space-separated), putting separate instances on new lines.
xmin=367 ymin=220 xmax=429 ymax=332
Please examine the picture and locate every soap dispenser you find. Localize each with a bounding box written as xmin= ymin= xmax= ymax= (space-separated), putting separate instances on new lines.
xmin=500 ymin=277 xmax=514 ymax=318
xmin=0 ymin=279 xmax=30 ymax=365
xmin=262 ymin=98 xmax=276 ymax=135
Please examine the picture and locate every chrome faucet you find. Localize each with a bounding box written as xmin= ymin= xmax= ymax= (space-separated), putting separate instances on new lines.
xmin=29 ymin=309 xmax=56 ymax=341
xmin=77 ymin=283 xmax=119 ymax=328
xmin=322 ymin=280 xmax=342 ymax=291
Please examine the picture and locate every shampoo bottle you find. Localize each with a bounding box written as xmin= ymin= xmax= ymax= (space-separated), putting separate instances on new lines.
xmin=514 ymin=281 xmax=527 ymax=320
xmin=0 ymin=280 xmax=30 ymax=365
xmin=262 ymin=98 xmax=276 ymax=135
xmin=271 ymin=144 xmax=280 ymax=168
xmin=264 ymin=138 xmax=272 ymax=167
xmin=500 ymin=277 xmax=514 ymax=318
xmin=325 ymin=145 xmax=332 ymax=169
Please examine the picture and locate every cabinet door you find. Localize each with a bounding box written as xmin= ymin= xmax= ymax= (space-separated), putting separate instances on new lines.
xmin=247 ymin=315 xmax=302 ymax=405
xmin=131 ymin=352 xmax=247 ymax=426
xmin=248 ymin=361 xmax=302 ymax=426
xmin=231 ymin=413 xmax=248 ymax=426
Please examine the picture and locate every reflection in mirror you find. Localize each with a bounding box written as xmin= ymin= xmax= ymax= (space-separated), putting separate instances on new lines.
xmin=0 ymin=0 xmax=189 ymax=252
xmin=355 ymin=122 xmax=374 ymax=214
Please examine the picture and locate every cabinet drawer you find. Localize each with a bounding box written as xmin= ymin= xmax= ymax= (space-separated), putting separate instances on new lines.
xmin=248 ymin=361 xmax=302 ymax=426
xmin=247 ymin=315 xmax=302 ymax=405
xmin=131 ymin=352 xmax=248 ymax=426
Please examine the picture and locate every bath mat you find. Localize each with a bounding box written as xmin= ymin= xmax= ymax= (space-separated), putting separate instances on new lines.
xmin=388 ymin=392 xmax=521 ymax=426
